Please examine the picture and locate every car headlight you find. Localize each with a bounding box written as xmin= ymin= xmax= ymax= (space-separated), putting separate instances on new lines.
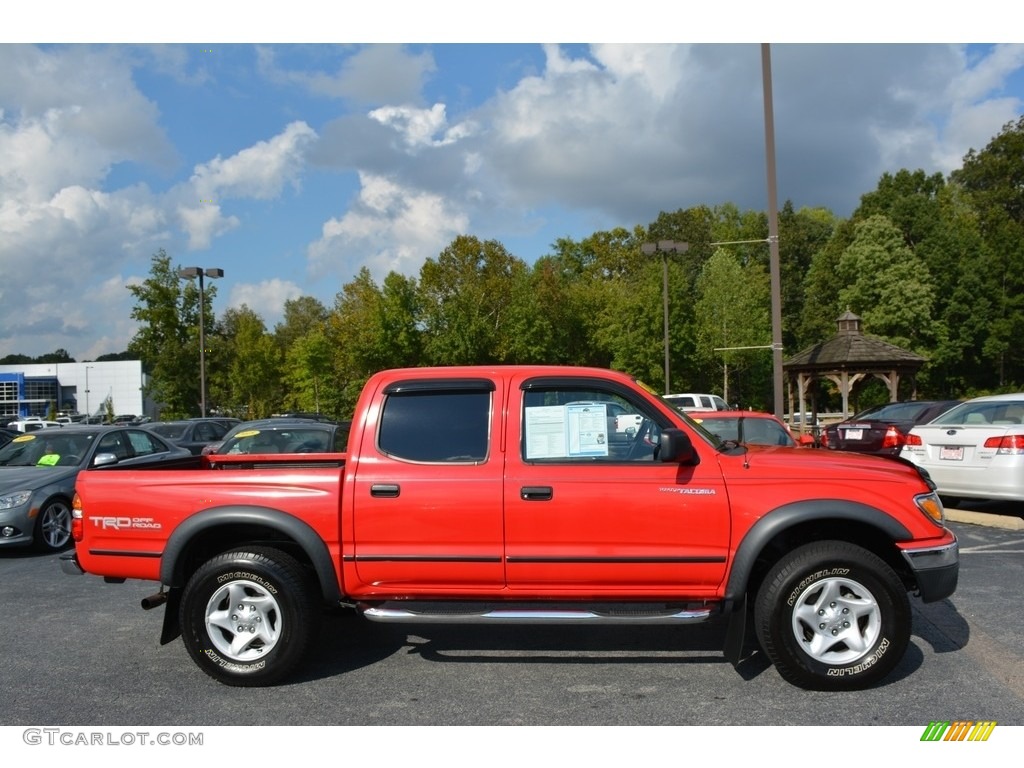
xmin=0 ymin=490 xmax=33 ymax=510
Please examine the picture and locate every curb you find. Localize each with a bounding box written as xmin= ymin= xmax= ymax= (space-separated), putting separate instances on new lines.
xmin=945 ymin=508 xmax=1024 ymax=531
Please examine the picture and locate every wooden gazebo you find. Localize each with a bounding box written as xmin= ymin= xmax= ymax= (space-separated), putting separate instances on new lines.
xmin=783 ymin=311 xmax=926 ymax=427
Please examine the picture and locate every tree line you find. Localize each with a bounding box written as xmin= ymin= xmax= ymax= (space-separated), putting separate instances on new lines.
xmin=12 ymin=116 xmax=1024 ymax=419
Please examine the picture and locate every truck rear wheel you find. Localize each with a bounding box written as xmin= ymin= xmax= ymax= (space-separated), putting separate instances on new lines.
xmin=180 ymin=547 xmax=319 ymax=686
xmin=754 ymin=541 xmax=910 ymax=691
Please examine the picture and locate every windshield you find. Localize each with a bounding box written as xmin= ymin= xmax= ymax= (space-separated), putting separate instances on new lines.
xmin=930 ymin=399 xmax=1024 ymax=426
xmin=0 ymin=432 xmax=95 ymax=467
xmin=148 ymin=423 xmax=189 ymax=439
xmin=852 ymin=402 xmax=928 ymax=421
xmin=691 ymin=415 xmax=795 ymax=447
xmin=218 ymin=427 xmax=337 ymax=454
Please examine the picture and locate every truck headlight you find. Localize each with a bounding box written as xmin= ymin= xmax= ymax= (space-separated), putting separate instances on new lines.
xmin=915 ymin=491 xmax=945 ymax=526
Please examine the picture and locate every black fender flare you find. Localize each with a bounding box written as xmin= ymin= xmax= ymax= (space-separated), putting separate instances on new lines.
xmin=159 ymin=505 xmax=341 ymax=603
xmin=722 ymin=499 xmax=912 ymax=603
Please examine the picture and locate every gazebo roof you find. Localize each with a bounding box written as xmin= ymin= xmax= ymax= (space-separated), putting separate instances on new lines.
xmin=784 ymin=311 xmax=925 ymax=372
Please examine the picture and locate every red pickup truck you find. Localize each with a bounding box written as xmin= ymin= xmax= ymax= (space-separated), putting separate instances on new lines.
xmin=62 ymin=365 xmax=959 ymax=691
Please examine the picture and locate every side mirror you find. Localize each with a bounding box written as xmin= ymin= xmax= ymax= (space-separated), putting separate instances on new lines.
xmin=659 ymin=428 xmax=697 ymax=464
xmin=92 ymin=452 xmax=119 ymax=468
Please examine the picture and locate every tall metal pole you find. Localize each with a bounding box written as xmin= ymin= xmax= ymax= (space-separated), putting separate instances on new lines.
xmin=662 ymin=252 xmax=670 ymax=394
xmin=198 ymin=271 xmax=207 ymax=418
xmin=643 ymin=241 xmax=688 ymax=395
xmin=179 ymin=267 xmax=223 ymax=418
xmin=762 ymin=43 xmax=785 ymax=419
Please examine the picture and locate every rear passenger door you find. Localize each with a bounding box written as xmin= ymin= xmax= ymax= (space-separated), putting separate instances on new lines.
xmin=350 ymin=377 xmax=506 ymax=591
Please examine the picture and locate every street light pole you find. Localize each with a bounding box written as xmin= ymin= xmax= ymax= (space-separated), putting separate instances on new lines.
xmin=84 ymin=365 xmax=93 ymax=420
xmin=641 ymin=240 xmax=689 ymax=394
xmin=178 ymin=267 xmax=224 ymax=417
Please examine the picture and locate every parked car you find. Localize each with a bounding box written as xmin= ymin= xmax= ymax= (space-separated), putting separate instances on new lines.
xmin=900 ymin=393 xmax=1024 ymax=504
xmin=0 ymin=425 xmax=192 ymax=552
xmin=821 ymin=400 xmax=961 ymax=457
xmin=663 ymin=393 xmax=730 ymax=412
xmin=206 ymin=418 xmax=351 ymax=457
xmin=0 ymin=427 xmax=18 ymax=447
xmin=8 ymin=418 xmax=63 ymax=432
xmin=689 ymin=410 xmax=811 ymax=447
xmin=189 ymin=416 xmax=241 ymax=430
xmin=145 ymin=419 xmax=234 ymax=455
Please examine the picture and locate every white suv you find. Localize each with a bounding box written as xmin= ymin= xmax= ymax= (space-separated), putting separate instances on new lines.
xmin=664 ymin=393 xmax=730 ymax=412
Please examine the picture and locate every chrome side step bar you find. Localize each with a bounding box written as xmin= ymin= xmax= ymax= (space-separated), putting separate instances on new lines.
xmin=361 ymin=601 xmax=713 ymax=625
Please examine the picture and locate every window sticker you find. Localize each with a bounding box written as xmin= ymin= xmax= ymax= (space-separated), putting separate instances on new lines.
xmin=524 ymin=402 xmax=610 ymax=459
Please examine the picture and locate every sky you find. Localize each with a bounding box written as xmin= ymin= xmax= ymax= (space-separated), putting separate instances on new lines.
xmin=3 ymin=3 xmax=1024 ymax=361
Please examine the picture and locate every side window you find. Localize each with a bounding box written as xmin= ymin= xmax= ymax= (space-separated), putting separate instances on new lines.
xmin=97 ymin=432 xmax=129 ymax=459
xmin=378 ymin=389 xmax=491 ymax=462
xmin=522 ymin=385 xmax=661 ymax=462
xmin=699 ymin=396 xmax=713 ymax=409
xmin=126 ymin=430 xmax=163 ymax=456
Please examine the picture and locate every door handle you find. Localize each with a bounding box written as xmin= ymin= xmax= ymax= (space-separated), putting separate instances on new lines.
xmin=370 ymin=484 xmax=400 ymax=498
xmin=521 ymin=486 xmax=553 ymax=501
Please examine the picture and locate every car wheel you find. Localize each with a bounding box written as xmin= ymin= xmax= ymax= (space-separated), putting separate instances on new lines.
xmin=34 ymin=497 xmax=73 ymax=552
xmin=179 ymin=547 xmax=320 ymax=686
xmin=754 ymin=540 xmax=910 ymax=691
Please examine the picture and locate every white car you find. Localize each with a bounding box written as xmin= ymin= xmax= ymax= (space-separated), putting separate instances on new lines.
xmin=8 ymin=419 xmax=63 ymax=433
xmin=664 ymin=393 xmax=729 ymax=412
xmin=900 ymin=393 xmax=1024 ymax=503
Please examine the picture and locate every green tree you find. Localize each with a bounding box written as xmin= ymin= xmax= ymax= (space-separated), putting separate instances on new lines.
xmin=214 ymin=306 xmax=281 ymax=419
xmin=694 ymin=248 xmax=772 ymax=407
xmin=274 ymin=296 xmax=330 ymax=351
xmin=282 ymin=328 xmax=334 ymax=415
xmin=950 ymin=116 xmax=1024 ymax=388
xmin=418 ymin=236 xmax=529 ymax=365
xmin=127 ymin=250 xmax=214 ymax=418
xmin=836 ymin=215 xmax=936 ymax=351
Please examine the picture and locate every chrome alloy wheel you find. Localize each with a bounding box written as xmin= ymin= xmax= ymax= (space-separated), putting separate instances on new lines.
xmin=790 ymin=575 xmax=882 ymax=665
xmin=204 ymin=579 xmax=283 ymax=662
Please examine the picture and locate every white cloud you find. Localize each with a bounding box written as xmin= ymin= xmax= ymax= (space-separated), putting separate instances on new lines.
xmin=257 ymin=44 xmax=436 ymax=104
xmin=308 ymin=172 xmax=469 ymax=281
xmin=227 ymin=279 xmax=304 ymax=327
xmin=189 ymin=121 xmax=317 ymax=200
xmin=177 ymin=203 xmax=239 ymax=250
xmin=369 ymin=103 xmax=477 ymax=149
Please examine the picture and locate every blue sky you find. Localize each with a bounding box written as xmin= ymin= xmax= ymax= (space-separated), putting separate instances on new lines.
xmin=3 ymin=3 xmax=1024 ymax=360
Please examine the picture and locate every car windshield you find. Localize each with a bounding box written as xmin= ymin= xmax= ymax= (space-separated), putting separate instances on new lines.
xmin=0 ymin=432 xmax=95 ymax=467
xmin=851 ymin=402 xmax=929 ymax=421
xmin=148 ymin=423 xmax=190 ymax=439
xmin=694 ymin=416 xmax=794 ymax=446
xmin=218 ymin=427 xmax=334 ymax=454
xmin=930 ymin=399 xmax=1024 ymax=426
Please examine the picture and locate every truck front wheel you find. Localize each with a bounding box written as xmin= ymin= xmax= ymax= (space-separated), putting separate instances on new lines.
xmin=754 ymin=541 xmax=910 ymax=691
xmin=180 ymin=547 xmax=319 ymax=686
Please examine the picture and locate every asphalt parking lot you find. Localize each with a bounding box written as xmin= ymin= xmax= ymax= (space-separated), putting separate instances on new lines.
xmin=1 ymin=510 xmax=1022 ymax=728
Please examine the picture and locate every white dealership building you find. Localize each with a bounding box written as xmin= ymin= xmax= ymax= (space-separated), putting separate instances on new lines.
xmin=0 ymin=360 xmax=153 ymax=421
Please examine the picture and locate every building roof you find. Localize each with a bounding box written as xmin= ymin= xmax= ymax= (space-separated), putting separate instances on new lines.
xmin=784 ymin=311 xmax=925 ymax=372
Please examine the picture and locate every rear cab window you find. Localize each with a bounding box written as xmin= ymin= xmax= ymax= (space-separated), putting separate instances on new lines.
xmin=377 ymin=378 xmax=494 ymax=462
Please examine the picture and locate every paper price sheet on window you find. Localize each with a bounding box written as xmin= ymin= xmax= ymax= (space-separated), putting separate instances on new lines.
xmin=524 ymin=402 xmax=609 ymax=459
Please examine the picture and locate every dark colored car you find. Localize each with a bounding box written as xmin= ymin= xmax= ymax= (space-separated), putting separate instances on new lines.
xmin=821 ymin=400 xmax=962 ymax=457
xmin=206 ymin=418 xmax=351 ymax=456
xmin=0 ymin=425 xmax=192 ymax=552
xmin=145 ymin=419 xmax=234 ymax=455
xmin=0 ymin=427 xmax=18 ymax=448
